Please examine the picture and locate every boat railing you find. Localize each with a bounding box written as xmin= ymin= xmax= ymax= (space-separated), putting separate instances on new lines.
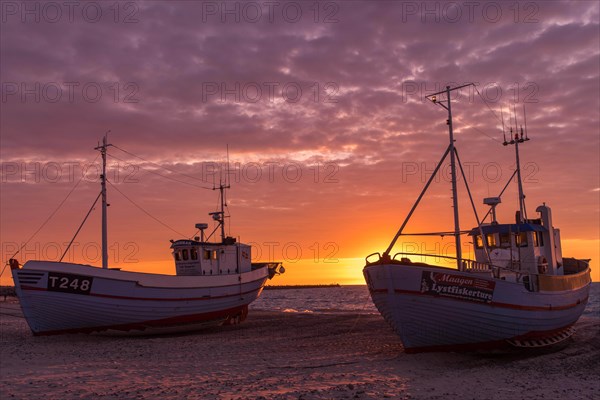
xmin=368 ymin=251 xmax=568 ymax=291
xmin=367 ymin=251 xmax=546 ymax=278
xmin=365 ymin=252 xmax=382 ymax=264
xmin=462 ymin=259 xmax=493 ymax=272
xmin=390 ymin=252 xmax=497 ymax=271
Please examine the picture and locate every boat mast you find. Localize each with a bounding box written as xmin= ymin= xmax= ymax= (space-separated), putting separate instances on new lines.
xmin=446 ymin=86 xmax=462 ymax=268
xmin=383 ymin=84 xmax=473 ymax=268
xmin=210 ymin=150 xmax=231 ymax=243
xmin=503 ymin=122 xmax=529 ymax=221
xmin=95 ymin=132 xmax=112 ymax=269
xmin=427 ymin=84 xmax=473 ymax=270
xmin=219 ymin=182 xmax=227 ymax=241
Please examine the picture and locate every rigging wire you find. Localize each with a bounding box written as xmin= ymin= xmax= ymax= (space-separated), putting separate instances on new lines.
xmin=111 ymin=144 xmax=214 ymax=186
xmin=6 ymin=153 xmax=100 ymax=262
xmin=455 ymin=148 xmax=492 ymax=263
xmin=453 ymin=115 xmax=503 ymax=144
xmin=59 ymin=191 xmax=102 ymax=261
xmin=474 ymin=86 xmax=504 ymax=126
xmin=450 ymin=85 xmax=506 ymax=144
xmin=480 ymin=169 xmax=519 ymax=223
xmin=5 ymin=145 xmax=229 ymax=267
xmin=400 ymin=230 xmax=472 ymax=236
xmin=204 ymin=224 xmax=221 ymax=242
xmin=107 ymin=152 xmax=214 ymax=190
xmin=106 ymin=180 xmax=186 ymax=237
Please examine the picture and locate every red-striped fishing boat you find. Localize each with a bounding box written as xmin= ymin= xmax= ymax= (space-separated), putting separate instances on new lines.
xmin=10 ymin=136 xmax=283 ymax=335
xmin=363 ymin=84 xmax=591 ymax=352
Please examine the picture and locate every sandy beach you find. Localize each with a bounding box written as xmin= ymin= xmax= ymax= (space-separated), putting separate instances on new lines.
xmin=1 ymin=299 xmax=598 ymax=400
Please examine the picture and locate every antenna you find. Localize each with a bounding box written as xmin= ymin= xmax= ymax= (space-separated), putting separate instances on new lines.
xmin=503 ymin=104 xmax=529 ymax=220
xmin=225 ymin=145 xmax=230 ymax=236
xmin=513 ymin=103 xmax=519 ymax=141
xmin=212 ymin=161 xmax=216 ymax=189
xmin=522 ymin=104 xmax=530 ymax=141
xmin=520 ymin=125 xmax=524 ymax=141
xmin=508 ymin=105 xmax=514 ymax=144
xmin=501 ymin=106 xmax=507 ymax=145
xmin=211 ymin=146 xmax=232 ymax=243
xmin=226 ymin=144 xmax=230 ymax=191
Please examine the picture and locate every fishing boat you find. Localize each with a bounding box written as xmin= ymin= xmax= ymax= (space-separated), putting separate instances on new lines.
xmin=363 ymin=84 xmax=591 ymax=353
xmin=9 ymin=136 xmax=284 ymax=336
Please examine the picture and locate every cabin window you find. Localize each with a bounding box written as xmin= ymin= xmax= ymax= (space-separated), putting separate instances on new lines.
xmin=191 ymin=248 xmax=198 ymax=260
xmin=182 ymin=249 xmax=189 ymax=260
xmin=534 ymin=231 xmax=544 ymax=247
xmin=500 ymin=233 xmax=511 ymax=248
xmin=475 ymin=235 xmax=483 ymax=249
xmin=486 ymin=234 xmax=497 ymax=248
xmin=516 ymin=232 xmax=528 ymax=247
xmin=203 ymin=249 xmax=218 ymax=260
xmin=174 ymin=251 xmax=180 ymax=261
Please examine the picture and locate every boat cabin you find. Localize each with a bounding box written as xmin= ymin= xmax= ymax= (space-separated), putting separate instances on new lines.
xmin=170 ymin=237 xmax=252 ymax=276
xmin=470 ymin=204 xmax=563 ymax=275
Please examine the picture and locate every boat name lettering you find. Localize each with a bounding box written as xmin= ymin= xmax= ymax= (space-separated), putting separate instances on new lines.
xmin=420 ymin=271 xmax=495 ymax=303
xmin=47 ymin=272 xmax=93 ymax=295
xmin=437 ymin=274 xmax=475 ymax=286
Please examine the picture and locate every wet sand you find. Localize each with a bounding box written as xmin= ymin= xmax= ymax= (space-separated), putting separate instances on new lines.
xmin=1 ymin=299 xmax=598 ymax=399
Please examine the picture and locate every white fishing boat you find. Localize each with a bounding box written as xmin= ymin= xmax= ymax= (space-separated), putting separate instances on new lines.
xmin=9 ymin=136 xmax=284 ymax=336
xmin=363 ymin=84 xmax=591 ymax=353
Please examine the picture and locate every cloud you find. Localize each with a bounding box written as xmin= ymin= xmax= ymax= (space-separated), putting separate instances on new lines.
xmin=1 ymin=1 xmax=598 ymax=281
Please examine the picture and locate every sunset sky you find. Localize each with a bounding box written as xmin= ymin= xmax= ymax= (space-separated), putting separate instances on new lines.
xmin=1 ymin=1 xmax=598 ymax=285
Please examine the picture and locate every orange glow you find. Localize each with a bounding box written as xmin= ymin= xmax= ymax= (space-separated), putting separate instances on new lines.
xmin=4 ymin=233 xmax=596 ymax=286
xmin=2 ymin=1 xmax=599 ymax=291
xmin=1 ymin=169 xmax=598 ymax=286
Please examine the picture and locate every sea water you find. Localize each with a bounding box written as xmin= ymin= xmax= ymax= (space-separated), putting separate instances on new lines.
xmin=583 ymin=282 xmax=599 ymax=318
xmin=251 ymin=283 xmax=600 ymax=318
xmin=251 ymin=285 xmax=378 ymax=314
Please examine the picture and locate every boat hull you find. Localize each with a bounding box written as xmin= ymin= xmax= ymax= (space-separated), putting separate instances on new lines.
xmin=12 ymin=261 xmax=269 ymax=335
xmin=363 ymin=262 xmax=591 ymax=352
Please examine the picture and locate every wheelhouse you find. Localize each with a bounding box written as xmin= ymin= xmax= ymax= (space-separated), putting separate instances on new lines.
xmin=170 ymin=238 xmax=252 ymax=276
xmin=469 ymin=205 xmax=563 ymax=275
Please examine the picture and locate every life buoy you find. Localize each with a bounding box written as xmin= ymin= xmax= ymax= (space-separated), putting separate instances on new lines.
xmin=537 ymin=256 xmax=548 ymax=274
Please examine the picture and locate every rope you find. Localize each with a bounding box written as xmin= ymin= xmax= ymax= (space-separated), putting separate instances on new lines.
xmin=107 ymin=180 xmax=186 ymax=237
